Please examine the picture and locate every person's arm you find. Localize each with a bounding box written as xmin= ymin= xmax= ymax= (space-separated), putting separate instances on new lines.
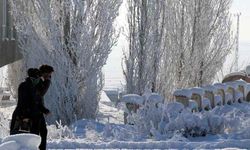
xmin=37 ymin=97 xmax=50 ymax=115
xmin=37 ymin=79 xmax=51 ymax=96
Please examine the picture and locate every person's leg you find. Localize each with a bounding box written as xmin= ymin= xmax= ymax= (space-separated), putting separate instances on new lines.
xmin=39 ymin=116 xmax=47 ymax=150
xmin=30 ymin=117 xmax=40 ymax=135
xmin=10 ymin=110 xmax=20 ymax=135
xmin=10 ymin=111 xmax=17 ymax=135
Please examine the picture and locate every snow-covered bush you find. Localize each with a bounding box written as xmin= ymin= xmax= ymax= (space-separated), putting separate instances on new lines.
xmin=124 ymin=93 xmax=164 ymax=136
xmin=130 ymin=102 xmax=163 ymax=137
xmin=102 ymin=123 xmax=142 ymax=141
xmin=47 ymin=121 xmax=75 ymax=140
xmin=0 ymin=112 xmax=9 ymax=139
xmin=124 ymin=93 xmax=229 ymax=139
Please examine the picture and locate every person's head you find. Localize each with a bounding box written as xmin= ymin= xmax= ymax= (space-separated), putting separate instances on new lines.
xmin=39 ymin=65 xmax=54 ymax=80
xmin=27 ymin=68 xmax=41 ymax=78
xmin=27 ymin=68 xmax=41 ymax=86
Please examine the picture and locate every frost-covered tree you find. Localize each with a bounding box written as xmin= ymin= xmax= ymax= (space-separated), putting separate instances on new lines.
xmin=6 ymin=60 xmax=25 ymax=98
xmin=161 ymin=0 xmax=234 ymax=90
xmin=123 ymin=0 xmax=165 ymax=95
xmin=124 ymin=0 xmax=234 ymax=99
xmin=186 ymin=0 xmax=234 ymax=87
xmin=9 ymin=0 xmax=121 ymax=125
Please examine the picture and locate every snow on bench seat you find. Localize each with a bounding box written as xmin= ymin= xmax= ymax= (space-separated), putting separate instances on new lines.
xmin=121 ymin=94 xmax=144 ymax=105
xmin=146 ymin=93 xmax=164 ymax=104
xmin=173 ymin=89 xmax=192 ymax=107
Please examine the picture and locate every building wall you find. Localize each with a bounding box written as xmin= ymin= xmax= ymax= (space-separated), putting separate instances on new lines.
xmin=0 ymin=0 xmax=22 ymax=68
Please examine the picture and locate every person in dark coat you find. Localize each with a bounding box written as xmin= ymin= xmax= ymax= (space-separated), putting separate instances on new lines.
xmin=36 ymin=64 xmax=54 ymax=150
xmin=10 ymin=68 xmax=46 ymax=135
xmin=10 ymin=65 xmax=53 ymax=150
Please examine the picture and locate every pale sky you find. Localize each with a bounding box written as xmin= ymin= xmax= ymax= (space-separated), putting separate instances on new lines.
xmin=231 ymin=0 xmax=250 ymax=70
xmin=231 ymin=0 xmax=250 ymax=42
xmin=104 ymin=0 xmax=250 ymax=88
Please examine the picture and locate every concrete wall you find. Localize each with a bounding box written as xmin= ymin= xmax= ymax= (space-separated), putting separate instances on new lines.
xmin=0 ymin=0 xmax=22 ymax=68
xmin=0 ymin=40 xmax=22 ymax=67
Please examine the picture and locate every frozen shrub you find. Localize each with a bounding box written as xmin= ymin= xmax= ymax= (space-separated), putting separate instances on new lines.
xmin=131 ymin=100 xmax=163 ymax=136
xmin=47 ymin=121 xmax=75 ymax=140
xmin=121 ymin=92 xmax=250 ymax=139
xmin=0 ymin=112 xmax=9 ymax=139
xmin=103 ymin=124 xmax=142 ymax=141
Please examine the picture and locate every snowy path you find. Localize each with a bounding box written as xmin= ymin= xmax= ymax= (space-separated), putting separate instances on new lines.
xmin=47 ymin=138 xmax=250 ymax=149
xmin=0 ymin=105 xmax=15 ymax=120
xmin=96 ymin=91 xmax=124 ymax=124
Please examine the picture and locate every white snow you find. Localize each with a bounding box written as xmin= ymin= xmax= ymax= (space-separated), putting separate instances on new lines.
xmin=213 ymin=83 xmax=228 ymax=91
xmin=190 ymin=87 xmax=205 ymax=96
xmin=235 ymin=91 xmax=244 ymax=102
xmin=146 ymin=93 xmax=164 ymax=104
xmin=202 ymin=85 xmax=217 ymax=93
xmin=97 ymin=91 xmax=124 ymax=124
xmin=223 ymin=71 xmax=246 ymax=79
xmin=0 ymin=134 xmax=41 ymax=150
xmin=188 ymin=100 xmax=198 ymax=111
xmin=225 ymin=82 xmax=240 ymax=90
xmin=214 ymin=95 xmax=223 ymax=105
xmin=121 ymin=94 xmax=144 ymax=105
xmin=225 ymin=92 xmax=233 ymax=103
xmin=202 ymin=98 xmax=211 ymax=109
xmin=233 ymin=80 xmax=247 ymax=86
xmin=1 ymin=91 xmax=250 ymax=149
xmin=173 ymin=89 xmax=192 ymax=98
xmin=244 ymin=83 xmax=250 ymax=97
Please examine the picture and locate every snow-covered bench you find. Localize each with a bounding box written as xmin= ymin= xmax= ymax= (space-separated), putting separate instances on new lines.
xmin=190 ymin=87 xmax=211 ymax=111
xmin=173 ymin=89 xmax=199 ymax=112
xmin=173 ymin=89 xmax=191 ymax=107
xmin=245 ymin=83 xmax=250 ymax=102
xmin=121 ymin=94 xmax=144 ymax=124
xmin=188 ymin=99 xmax=198 ymax=112
xmin=145 ymin=93 xmax=164 ymax=108
xmin=225 ymin=82 xmax=241 ymax=103
xmin=214 ymin=95 xmax=223 ymax=106
xmin=233 ymin=80 xmax=247 ymax=102
xmin=213 ymin=83 xmax=229 ymax=105
xmin=189 ymin=88 xmax=203 ymax=111
xmin=203 ymin=85 xmax=218 ymax=108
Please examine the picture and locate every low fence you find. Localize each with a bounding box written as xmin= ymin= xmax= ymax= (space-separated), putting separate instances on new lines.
xmin=173 ymin=80 xmax=250 ymax=112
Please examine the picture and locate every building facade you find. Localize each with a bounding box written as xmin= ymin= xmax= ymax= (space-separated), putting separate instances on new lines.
xmin=0 ymin=0 xmax=22 ymax=68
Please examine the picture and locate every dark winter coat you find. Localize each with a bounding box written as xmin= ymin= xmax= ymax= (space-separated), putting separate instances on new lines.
xmin=36 ymin=79 xmax=51 ymax=114
xmin=10 ymin=78 xmax=50 ymax=134
xmin=15 ymin=78 xmax=49 ymax=118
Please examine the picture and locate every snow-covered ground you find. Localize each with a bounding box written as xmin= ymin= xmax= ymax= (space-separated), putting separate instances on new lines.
xmin=1 ymin=91 xmax=250 ymax=149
